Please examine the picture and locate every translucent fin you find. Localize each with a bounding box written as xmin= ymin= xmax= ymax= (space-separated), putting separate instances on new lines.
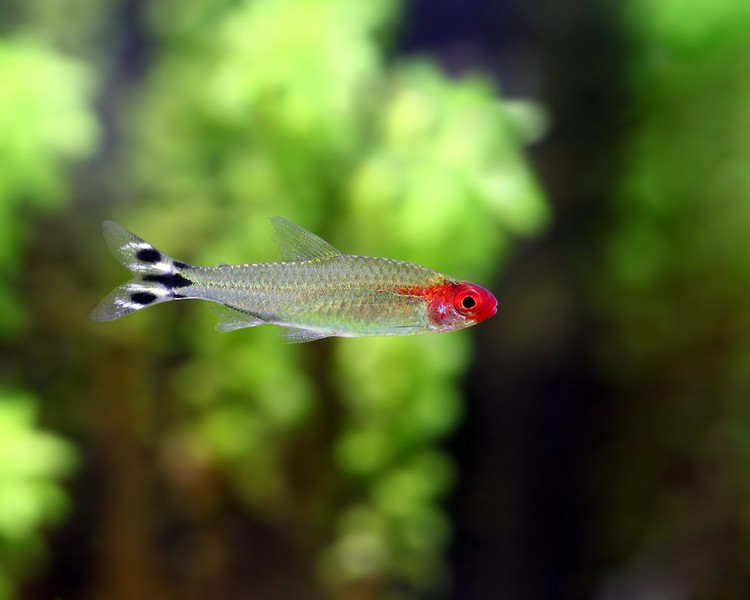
xmin=270 ymin=217 xmax=342 ymax=261
xmin=90 ymin=221 xmax=193 ymax=322
xmin=280 ymin=327 xmax=334 ymax=344
xmin=212 ymin=304 xmax=267 ymax=332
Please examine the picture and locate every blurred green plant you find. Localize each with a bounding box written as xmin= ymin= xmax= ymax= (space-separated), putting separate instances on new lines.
xmin=108 ymin=0 xmax=548 ymax=597
xmin=0 ymin=391 xmax=78 ymax=600
xmin=0 ymin=38 xmax=98 ymax=336
xmin=595 ymin=0 xmax=750 ymax=595
xmin=0 ymin=36 xmax=97 ymax=598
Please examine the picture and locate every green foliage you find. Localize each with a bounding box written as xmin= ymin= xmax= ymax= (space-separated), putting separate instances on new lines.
xmin=0 ymin=391 xmax=78 ymax=599
xmin=327 ymin=336 xmax=464 ymax=588
xmin=595 ymin=0 xmax=750 ymax=592
xmin=6 ymin=0 xmax=750 ymax=595
xmin=0 ymin=34 xmax=96 ymax=598
xmin=112 ymin=0 xmax=547 ymax=596
xmin=605 ymin=0 xmax=750 ymax=368
xmin=0 ymin=38 xmax=98 ymax=336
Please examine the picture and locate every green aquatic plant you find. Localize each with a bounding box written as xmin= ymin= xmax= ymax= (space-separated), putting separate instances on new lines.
xmin=594 ymin=0 xmax=750 ymax=595
xmin=0 ymin=391 xmax=78 ymax=599
xmin=0 ymin=36 xmax=97 ymax=597
xmin=116 ymin=0 xmax=547 ymax=596
xmin=0 ymin=38 xmax=98 ymax=336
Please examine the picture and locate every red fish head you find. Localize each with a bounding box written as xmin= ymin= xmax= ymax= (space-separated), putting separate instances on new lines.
xmin=426 ymin=281 xmax=497 ymax=331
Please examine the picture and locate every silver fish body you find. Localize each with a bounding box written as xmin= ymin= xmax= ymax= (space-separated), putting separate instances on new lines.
xmin=90 ymin=218 xmax=497 ymax=342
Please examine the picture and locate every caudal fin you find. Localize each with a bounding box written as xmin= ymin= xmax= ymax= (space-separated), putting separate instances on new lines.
xmin=90 ymin=221 xmax=194 ymax=322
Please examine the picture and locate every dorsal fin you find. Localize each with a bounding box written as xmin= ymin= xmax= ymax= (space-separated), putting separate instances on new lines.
xmin=270 ymin=217 xmax=342 ymax=261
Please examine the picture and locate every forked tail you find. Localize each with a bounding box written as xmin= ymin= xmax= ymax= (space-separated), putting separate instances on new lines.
xmin=90 ymin=221 xmax=194 ymax=322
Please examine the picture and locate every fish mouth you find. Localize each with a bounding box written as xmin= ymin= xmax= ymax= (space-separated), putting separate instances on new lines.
xmin=488 ymin=292 xmax=498 ymax=317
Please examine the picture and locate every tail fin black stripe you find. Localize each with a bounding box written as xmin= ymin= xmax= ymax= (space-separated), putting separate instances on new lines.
xmin=90 ymin=221 xmax=194 ymax=322
xmin=142 ymin=273 xmax=192 ymax=289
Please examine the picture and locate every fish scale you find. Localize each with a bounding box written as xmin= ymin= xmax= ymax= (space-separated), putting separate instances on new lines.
xmin=187 ymin=259 xmax=437 ymax=331
xmin=90 ymin=217 xmax=497 ymax=342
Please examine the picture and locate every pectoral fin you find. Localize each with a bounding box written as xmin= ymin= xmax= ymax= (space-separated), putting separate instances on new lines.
xmin=280 ymin=327 xmax=334 ymax=343
xmin=212 ymin=304 xmax=267 ymax=332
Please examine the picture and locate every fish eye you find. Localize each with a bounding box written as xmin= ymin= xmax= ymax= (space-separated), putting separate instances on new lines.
xmin=455 ymin=290 xmax=480 ymax=314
